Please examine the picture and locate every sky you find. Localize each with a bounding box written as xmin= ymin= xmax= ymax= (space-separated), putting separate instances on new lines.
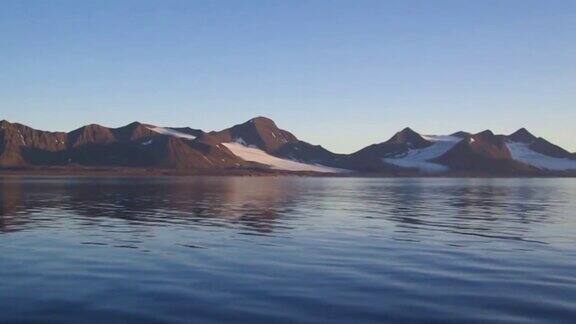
xmin=0 ymin=0 xmax=575 ymax=153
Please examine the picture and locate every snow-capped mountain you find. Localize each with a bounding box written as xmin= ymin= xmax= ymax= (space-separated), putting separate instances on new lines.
xmin=382 ymin=135 xmax=461 ymax=173
xmin=347 ymin=127 xmax=575 ymax=174
xmin=0 ymin=118 xmax=574 ymax=175
xmin=505 ymin=129 xmax=576 ymax=171
xmin=210 ymin=117 xmax=346 ymax=173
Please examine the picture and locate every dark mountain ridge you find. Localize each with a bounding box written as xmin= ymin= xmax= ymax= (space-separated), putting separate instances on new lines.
xmin=210 ymin=117 xmax=343 ymax=166
xmin=0 ymin=120 xmax=251 ymax=169
xmin=508 ymin=128 xmax=538 ymax=143
xmin=333 ymin=128 xmax=434 ymax=172
xmin=433 ymin=130 xmax=534 ymax=173
xmin=211 ymin=117 xmax=298 ymax=153
xmin=1 ymin=118 xmax=574 ymax=175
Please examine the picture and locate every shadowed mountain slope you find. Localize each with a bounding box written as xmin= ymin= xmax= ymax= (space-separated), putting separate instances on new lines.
xmin=0 ymin=118 xmax=574 ymax=175
xmin=211 ymin=117 xmax=344 ymax=167
xmin=433 ymin=131 xmax=534 ymax=173
xmin=0 ymin=120 xmax=249 ymax=169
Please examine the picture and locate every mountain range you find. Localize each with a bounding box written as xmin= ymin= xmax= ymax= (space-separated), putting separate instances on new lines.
xmin=1 ymin=117 xmax=575 ymax=176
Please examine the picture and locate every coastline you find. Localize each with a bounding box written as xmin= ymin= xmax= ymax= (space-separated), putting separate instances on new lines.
xmin=1 ymin=166 xmax=575 ymax=178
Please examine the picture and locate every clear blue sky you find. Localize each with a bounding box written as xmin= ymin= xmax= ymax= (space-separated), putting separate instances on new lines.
xmin=1 ymin=0 xmax=574 ymax=153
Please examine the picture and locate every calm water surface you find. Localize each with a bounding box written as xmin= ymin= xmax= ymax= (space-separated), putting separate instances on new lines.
xmin=1 ymin=177 xmax=576 ymax=323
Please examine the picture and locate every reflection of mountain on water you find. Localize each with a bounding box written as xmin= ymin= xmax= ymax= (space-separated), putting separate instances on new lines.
xmin=0 ymin=179 xmax=69 ymax=233
xmin=362 ymin=179 xmax=556 ymax=244
xmin=0 ymin=177 xmax=305 ymax=234
xmin=0 ymin=177 xmax=563 ymax=246
xmin=0 ymin=180 xmax=25 ymax=233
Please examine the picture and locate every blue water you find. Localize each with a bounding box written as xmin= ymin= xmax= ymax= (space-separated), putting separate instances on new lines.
xmin=1 ymin=177 xmax=576 ymax=323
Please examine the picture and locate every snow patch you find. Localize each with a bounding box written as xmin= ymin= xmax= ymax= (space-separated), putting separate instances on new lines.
xmin=233 ymin=137 xmax=250 ymax=147
xmin=141 ymin=139 xmax=153 ymax=146
xmin=507 ymin=142 xmax=576 ymax=171
xmin=223 ymin=142 xmax=349 ymax=173
xmin=233 ymin=137 xmax=264 ymax=149
xmin=384 ymin=135 xmax=461 ymax=173
xmin=146 ymin=126 xmax=196 ymax=140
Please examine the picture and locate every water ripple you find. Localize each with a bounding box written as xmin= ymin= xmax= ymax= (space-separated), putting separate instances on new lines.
xmin=1 ymin=177 xmax=576 ymax=323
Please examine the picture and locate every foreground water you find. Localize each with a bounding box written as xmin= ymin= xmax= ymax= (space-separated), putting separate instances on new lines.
xmin=1 ymin=177 xmax=575 ymax=323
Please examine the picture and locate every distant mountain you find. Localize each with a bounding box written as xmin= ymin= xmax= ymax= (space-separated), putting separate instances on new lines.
xmin=508 ymin=128 xmax=538 ymax=143
xmin=336 ymin=128 xmax=434 ymax=172
xmin=529 ymin=138 xmax=573 ymax=159
xmin=504 ymin=128 xmax=576 ymax=171
xmin=506 ymin=128 xmax=572 ymax=159
xmin=0 ymin=120 xmax=67 ymax=166
xmin=451 ymin=131 xmax=472 ymax=138
xmin=347 ymin=127 xmax=576 ymax=174
xmin=211 ymin=117 xmax=298 ymax=153
xmin=165 ymin=127 xmax=204 ymax=139
xmin=0 ymin=120 xmax=252 ymax=170
xmin=1 ymin=118 xmax=575 ymax=175
xmin=433 ymin=130 xmax=534 ymax=173
xmin=387 ymin=127 xmax=432 ymax=149
xmin=210 ymin=117 xmax=344 ymax=170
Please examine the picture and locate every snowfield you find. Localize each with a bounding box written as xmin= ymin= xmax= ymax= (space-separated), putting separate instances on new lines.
xmin=383 ymin=135 xmax=461 ymax=173
xmin=146 ymin=126 xmax=196 ymax=140
xmin=223 ymin=142 xmax=349 ymax=173
xmin=507 ymin=142 xmax=576 ymax=171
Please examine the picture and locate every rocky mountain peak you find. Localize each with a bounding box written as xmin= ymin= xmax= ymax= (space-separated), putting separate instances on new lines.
xmin=387 ymin=127 xmax=431 ymax=148
xmin=508 ymin=128 xmax=537 ymax=143
xmin=211 ymin=116 xmax=298 ymax=153
xmin=68 ymin=124 xmax=116 ymax=148
xmin=0 ymin=118 xmax=575 ymax=175
xmin=451 ymin=131 xmax=471 ymax=138
xmin=249 ymin=116 xmax=275 ymax=125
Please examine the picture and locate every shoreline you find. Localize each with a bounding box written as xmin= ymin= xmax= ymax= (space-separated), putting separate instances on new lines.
xmin=1 ymin=167 xmax=575 ymax=178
